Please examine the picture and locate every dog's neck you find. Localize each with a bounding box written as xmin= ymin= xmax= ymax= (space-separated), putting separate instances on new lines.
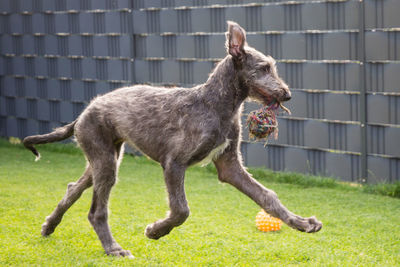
xmin=201 ymin=56 xmax=248 ymax=116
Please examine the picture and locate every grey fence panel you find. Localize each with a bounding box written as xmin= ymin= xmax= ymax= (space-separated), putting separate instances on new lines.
xmin=276 ymin=90 xmax=359 ymax=121
xmin=132 ymin=1 xmax=360 ymax=34
xmin=325 ymin=152 xmax=360 ymax=182
xmin=163 ymin=60 xmax=181 ymax=84
xmin=12 ymin=57 xmax=24 ymax=76
xmin=0 ymin=116 xmax=7 ymax=137
xmin=36 ymin=98 xmax=49 ymax=121
xmin=133 ymin=60 xmax=151 ymax=83
xmin=68 ymin=35 xmax=83 ymax=56
xmin=105 ymin=11 xmax=122 ymax=33
xmin=65 ymin=0 xmax=82 ymax=11
xmin=1 ymin=77 xmax=16 ymax=97
xmin=367 ymin=125 xmax=400 ymax=157
xmin=367 ymin=155 xmax=400 ymax=184
xmin=69 ymin=80 xmax=84 ymax=102
xmin=22 ymin=35 xmax=35 ymax=55
xmin=176 ymin=35 xmax=195 ymax=59
xmin=5 ymin=96 xmax=16 ymax=117
xmin=365 ymin=63 xmax=400 ymax=93
xmin=43 ymin=35 xmax=58 ymax=55
xmin=244 ymin=90 xmax=360 ymax=122
xmin=47 ymin=79 xmax=60 ymax=100
xmin=32 ymin=13 xmax=45 ymax=33
xmin=133 ymin=59 xmax=362 ymax=92
xmin=2 ymin=55 xmax=12 ymax=75
xmin=40 ymin=0 xmax=57 ymax=12
xmin=59 ymin=101 xmax=74 ymax=123
xmin=242 ymin=141 xmax=361 ymax=182
xmin=88 ymin=0 xmax=108 ymax=11
xmin=24 ymin=119 xmax=38 ymax=137
xmin=132 ymin=10 xmax=148 ymax=34
xmin=9 ymin=13 xmax=23 ymax=34
xmin=55 ymin=13 xmax=69 ymax=33
xmin=0 ymin=57 xmax=4 ymax=76
xmin=23 ymin=78 xmax=36 ymax=98
xmin=366 ymin=31 xmax=400 ymax=61
xmin=6 ymin=116 xmax=18 ymax=137
xmin=35 ymin=56 xmax=48 ymax=77
xmin=208 ymin=35 xmax=226 ymax=58
xmin=0 ymin=96 xmax=7 ymax=117
xmin=191 ymin=6 xmax=228 ymax=32
xmin=81 ymin=58 xmax=97 ymax=80
xmin=137 ymin=32 xmax=359 ymax=61
xmin=278 ymin=62 xmax=360 ymax=91
xmin=384 ymin=127 xmax=400 ymax=158
xmin=367 ymin=94 xmax=400 ymax=125
xmin=0 ymin=1 xmax=11 ymax=13
xmin=133 ymin=59 xmax=214 ymax=85
xmin=79 ymin=12 xmax=95 ymax=33
xmin=242 ymin=116 xmax=361 ymax=153
xmin=0 ymin=34 xmax=13 ymax=54
xmin=134 ymin=0 xmax=332 ymax=10
xmin=285 ymin=119 xmax=361 ymax=152
xmin=56 ymin=57 xmax=72 ymax=79
xmin=107 ymin=58 xmax=131 ymax=81
xmin=365 ymin=0 xmax=400 ymax=29
xmin=0 ymin=14 xmax=10 ymax=34
xmin=143 ymin=35 xmax=164 ymax=58
xmin=160 ymin=10 xmax=178 ymax=33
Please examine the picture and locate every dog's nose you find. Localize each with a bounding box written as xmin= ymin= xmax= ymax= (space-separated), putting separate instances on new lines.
xmin=282 ymin=91 xmax=291 ymax=101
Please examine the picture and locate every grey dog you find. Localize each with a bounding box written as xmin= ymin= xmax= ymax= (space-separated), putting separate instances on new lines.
xmin=23 ymin=21 xmax=322 ymax=258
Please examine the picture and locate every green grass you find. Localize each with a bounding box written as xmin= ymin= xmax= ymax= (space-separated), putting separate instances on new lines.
xmin=1 ymin=139 xmax=400 ymax=266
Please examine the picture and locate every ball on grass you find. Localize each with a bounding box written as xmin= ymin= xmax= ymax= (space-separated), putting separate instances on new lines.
xmin=255 ymin=210 xmax=282 ymax=232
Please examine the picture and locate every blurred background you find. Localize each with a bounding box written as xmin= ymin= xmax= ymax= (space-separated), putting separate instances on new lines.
xmin=0 ymin=0 xmax=399 ymax=183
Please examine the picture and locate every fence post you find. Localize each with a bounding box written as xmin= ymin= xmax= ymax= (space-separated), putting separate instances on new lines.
xmin=358 ymin=0 xmax=367 ymax=183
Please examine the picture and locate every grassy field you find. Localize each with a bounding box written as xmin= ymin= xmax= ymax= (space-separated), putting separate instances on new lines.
xmin=1 ymin=139 xmax=399 ymax=266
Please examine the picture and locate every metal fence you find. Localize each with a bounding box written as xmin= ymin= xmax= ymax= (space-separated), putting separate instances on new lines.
xmin=1 ymin=0 xmax=399 ymax=183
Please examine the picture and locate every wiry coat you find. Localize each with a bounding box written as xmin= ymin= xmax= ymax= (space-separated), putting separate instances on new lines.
xmin=23 ymin=21 xmax=322 ymax=258
xmin=79 ymin=56 xmax=243 ymax=167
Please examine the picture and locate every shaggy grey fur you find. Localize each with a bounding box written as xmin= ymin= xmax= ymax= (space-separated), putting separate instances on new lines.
xmin=23 ymin=21 xmax=322 ymax=258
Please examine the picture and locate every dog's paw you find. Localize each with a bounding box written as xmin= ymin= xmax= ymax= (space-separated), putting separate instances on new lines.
xmin=305 ymin=216 xmax=322 ymax=233
xmin=289 ymin=216 xmax=322 ymax=233
xmin=145 ymin=223 xmax=172 ymax=240
xmin=145 ymin=224 xmax=161 ymax=240
xmin=41 ymin=218 xmax=56 ymax=236
xmin=107 ymin=248 xmax=134 ymax=259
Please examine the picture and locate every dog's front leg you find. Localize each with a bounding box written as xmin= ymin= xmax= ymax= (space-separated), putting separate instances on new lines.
xmin=145 ymin=160 xmax=190 ymax=240
xmin=214 ymin=153 xmax=322 ymax=233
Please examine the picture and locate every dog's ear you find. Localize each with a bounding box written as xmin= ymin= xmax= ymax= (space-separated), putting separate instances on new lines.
xmin=226 ymin=21 xmax=246 ymax=59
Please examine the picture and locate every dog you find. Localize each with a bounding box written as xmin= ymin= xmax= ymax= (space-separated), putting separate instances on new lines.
xmin=23 ymin=21 xmax=322 ymax=258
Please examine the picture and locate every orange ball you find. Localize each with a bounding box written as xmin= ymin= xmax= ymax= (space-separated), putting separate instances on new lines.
xmin=256 ymin=210 xmax=282 ymax=232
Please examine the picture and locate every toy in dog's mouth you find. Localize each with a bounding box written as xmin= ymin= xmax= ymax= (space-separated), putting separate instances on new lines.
xmin=266 ymin=99 xmax=291 ymax=115
xmin=246 ymin=98 xmax=291 ymax=142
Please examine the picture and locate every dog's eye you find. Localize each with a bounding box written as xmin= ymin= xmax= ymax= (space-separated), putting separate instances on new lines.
xmin=264 ymin=64 xmax=271 ymax=73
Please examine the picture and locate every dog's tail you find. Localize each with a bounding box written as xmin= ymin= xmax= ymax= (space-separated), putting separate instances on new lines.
xmin=23 ymin=120 xmax=77 ymax=161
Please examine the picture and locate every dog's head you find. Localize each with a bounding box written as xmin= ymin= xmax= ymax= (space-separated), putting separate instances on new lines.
xmin=226 ymin=21 xmax=291 ymax=106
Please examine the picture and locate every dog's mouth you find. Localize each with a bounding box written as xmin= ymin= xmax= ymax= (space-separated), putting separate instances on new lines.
xmin=265 ymin=98 xmax=291 ymax=114
xmin=253 ymin=86 xmax=291 ymax=114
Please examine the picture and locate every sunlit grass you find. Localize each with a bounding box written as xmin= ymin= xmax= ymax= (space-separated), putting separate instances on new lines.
xmin=1 ymin=139 xmax=399 ymax=266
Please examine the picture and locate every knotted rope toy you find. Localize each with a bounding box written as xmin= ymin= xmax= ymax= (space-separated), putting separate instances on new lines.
xmin=246 ymin=100 xmax=291 ymax=142
xmin=255 ymin=209 xmax=282 ymax=232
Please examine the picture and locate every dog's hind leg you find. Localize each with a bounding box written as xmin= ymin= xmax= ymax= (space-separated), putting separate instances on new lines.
xmin=145 ymin=160 xmax=190 ymax=240
xmin=42 ymin=166 xmax=93 ymax=236
xmin=85 ymin=141 xmax=133 ymax=258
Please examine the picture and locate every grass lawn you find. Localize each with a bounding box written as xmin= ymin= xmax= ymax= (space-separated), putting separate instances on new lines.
xmin=1 ymin=139 xmax=399 ymax=266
